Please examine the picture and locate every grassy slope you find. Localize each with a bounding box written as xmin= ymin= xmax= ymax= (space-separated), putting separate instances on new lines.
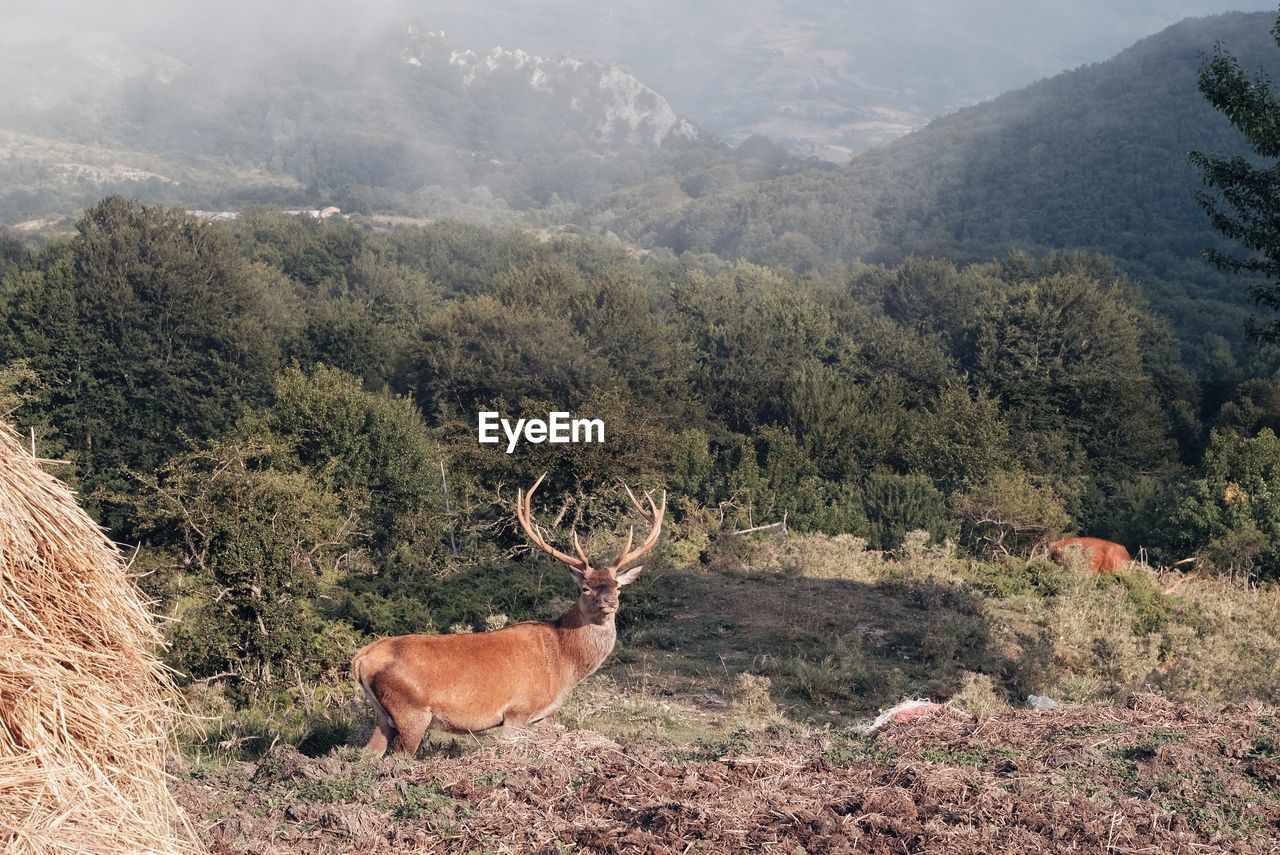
xmin=598 ymin=533 xmax=1280 ymax=727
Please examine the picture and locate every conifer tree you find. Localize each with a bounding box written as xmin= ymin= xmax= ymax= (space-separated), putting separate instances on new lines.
xmin=1192 ymin=14 xmax=1280 ymax=339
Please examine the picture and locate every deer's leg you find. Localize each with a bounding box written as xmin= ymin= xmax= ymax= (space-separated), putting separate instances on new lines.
xmin=358 ymin=672 xmax=395 ymax=756
xmin=499 ymin=710 xmax=533 ymax=740
xmin=364 ymin=711 xmax=395 ymax=755
xmin=391 ymin=709 xmax=433 ymax=756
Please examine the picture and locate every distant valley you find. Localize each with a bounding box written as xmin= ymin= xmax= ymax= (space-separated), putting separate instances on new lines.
xmin=0 ymin=20 xmax=725 ymax=224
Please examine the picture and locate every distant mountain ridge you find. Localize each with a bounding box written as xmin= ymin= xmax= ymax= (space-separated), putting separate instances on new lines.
xmin=0 ymin=21 xmax=710 ymax=223
xmin=400 ymin=28 xmax=699 ymax=147
xmin=417 ymin=0 xmax=1273 ymax=158
xmin=600 ymin=11 xmax=1280 ymax=335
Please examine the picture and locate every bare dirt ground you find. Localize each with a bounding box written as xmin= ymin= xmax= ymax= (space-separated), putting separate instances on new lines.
xmin=175 ymin=694 xmax=1280 ymax=854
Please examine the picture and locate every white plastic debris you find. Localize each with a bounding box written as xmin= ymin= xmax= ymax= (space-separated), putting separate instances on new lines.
xmin=1027 ymin=694 xmax=1060 ymax=711
xmin=860 ymin=698 xmax=968 ymax=734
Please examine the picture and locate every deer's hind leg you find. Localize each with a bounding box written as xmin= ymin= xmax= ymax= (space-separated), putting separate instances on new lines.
xmin=358 ymin=667 xmax=398 ymax=756
xmin=364 ymin=708 xmax=396 ymax=755
xmin=390 ymin=708 xmax=433 ymax=756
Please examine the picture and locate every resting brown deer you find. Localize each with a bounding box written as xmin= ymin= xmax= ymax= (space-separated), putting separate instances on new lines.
xmin=1048 ymin=536 xmax=1131 ymax=574
xmin=352 ymin=475 xmax=665 ymax=755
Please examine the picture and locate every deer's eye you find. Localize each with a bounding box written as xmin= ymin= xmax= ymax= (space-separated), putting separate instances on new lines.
xmin=582 ymin=587 xmax=591 ymax=595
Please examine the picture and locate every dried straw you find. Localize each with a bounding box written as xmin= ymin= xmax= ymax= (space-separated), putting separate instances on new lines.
xmin=0 ymin=424 xmax=199 ymax=854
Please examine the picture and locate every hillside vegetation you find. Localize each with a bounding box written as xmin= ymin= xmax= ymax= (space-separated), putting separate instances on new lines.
xmin=3 ymin=202 xmax=1280 ymax=729
xmin=597 ymin=12 xmax=1280 ymax=346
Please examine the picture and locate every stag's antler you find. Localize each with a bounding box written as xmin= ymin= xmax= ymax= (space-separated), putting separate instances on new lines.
xmin=517 ymin=474 xmax=589 ymax=573
xmin=607 ymin=484 xmax=666 ymax=573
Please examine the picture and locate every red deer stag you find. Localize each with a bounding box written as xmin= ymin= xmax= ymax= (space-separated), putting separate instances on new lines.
xmin=352 ymin=475 xmax=665 ymax=755
xmin=1048 ymin=536 xmax=1131 ymax=574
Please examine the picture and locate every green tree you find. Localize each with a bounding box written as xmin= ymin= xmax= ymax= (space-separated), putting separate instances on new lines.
xmin=673 ymin=263 xmax=854 ymax=431
xmin=861 ymin=470 xmax=950 ymax=550
xmin=963 ymin=272 xmax=1175 ymax=484
xmin=897 ymin=381 xmax=1011 ymax=494
xmin=1191 ymin=13 xmax=1280 ymax=339
xmin=260 ymin=365 xmax=451 ymax=579
xmin=783 ymin=362 xmax=903 ymax=482
xmin=0 ymin=198 xmax=291 ymax=499
xmin=403 ymin=295 xmax=614 ymax=420
xmin=1176 ymin=428 xmax=1280 ymax=578
xmin=494 ymin=261 xmax=695 ymax=413
xmin=127 ymin=439 xmax=360 ymax=697
xmin=876 ymin=258 xmax=993 ymax=348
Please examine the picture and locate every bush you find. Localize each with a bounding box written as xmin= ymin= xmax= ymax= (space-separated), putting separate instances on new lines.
xmin=861 ymin=470 xmax=950 ymax=550
xmin=1176 ymin=428 xmax=1280 ymax=579
xmin=128 ymin=439 xmax=362 ymax=698
xmin=953 ymin=470 xmax=1070 ymax=558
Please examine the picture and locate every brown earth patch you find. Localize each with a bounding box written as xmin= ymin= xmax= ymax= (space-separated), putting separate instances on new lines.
xmin=175 ymin=694 xmax=1280 ymax=854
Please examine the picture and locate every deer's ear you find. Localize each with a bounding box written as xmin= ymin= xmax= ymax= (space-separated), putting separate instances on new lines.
xmin=615 ymin=564 xmax=644 ymax=587
xmin=566 ymin=564 xmax=588 ymax=586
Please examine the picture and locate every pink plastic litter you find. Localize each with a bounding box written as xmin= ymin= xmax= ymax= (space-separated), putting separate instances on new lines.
xmin=893 ymin=702 xmax=948 ymax=722
xmin=863 ymin=698 xmax=968 ymax=734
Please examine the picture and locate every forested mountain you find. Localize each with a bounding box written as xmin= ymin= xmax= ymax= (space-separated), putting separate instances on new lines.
xmin=600 ymin=12 xmax=1278 ymax=343
xmin=0 ymin=19 xmax=744 ymax=223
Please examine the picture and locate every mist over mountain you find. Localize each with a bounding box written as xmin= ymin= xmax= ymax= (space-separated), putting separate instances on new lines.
xmin=0 ymin=10 xmax=724 ymax=222
xmin=4 ymin=1 xmax=1278 ymax=312
xmin=3 ymin=1 xmax=1269 ymax=185
xmin=382 ymin=0 xmax=1273 ymax=158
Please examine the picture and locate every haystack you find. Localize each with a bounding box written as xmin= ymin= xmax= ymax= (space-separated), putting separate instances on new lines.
xmin=0 ymin=425 xmax=198 ymax=854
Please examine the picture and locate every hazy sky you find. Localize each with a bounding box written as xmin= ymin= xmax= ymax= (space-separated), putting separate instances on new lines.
xmin=9 ymin=1 xmax=1274 ymax=65
xmin=3 ymin=0 xmax=1277 ymax=142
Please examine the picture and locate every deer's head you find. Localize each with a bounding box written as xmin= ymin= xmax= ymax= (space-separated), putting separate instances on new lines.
xmin=517 ymin=475 xmax=665 ymax=623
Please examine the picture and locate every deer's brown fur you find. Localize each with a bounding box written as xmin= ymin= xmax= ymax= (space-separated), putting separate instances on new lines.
xmin=1048 ymin=536 xmax=1131 ymax=574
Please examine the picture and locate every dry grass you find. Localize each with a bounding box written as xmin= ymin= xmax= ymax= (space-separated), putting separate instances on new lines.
xmin=160 ymin=528 xmax=1280 ymax=851
xmin=0 ymin=425 xmax=197 ymax=854
xmin=175 ymin=694 xmax=1280 ymax=853
xmin=716 ymin=530 xmax=1280 ymax=709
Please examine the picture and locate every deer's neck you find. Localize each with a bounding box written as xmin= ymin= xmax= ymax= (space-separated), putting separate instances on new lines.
xmin=555 ymin=604 xmax=618 ymax=682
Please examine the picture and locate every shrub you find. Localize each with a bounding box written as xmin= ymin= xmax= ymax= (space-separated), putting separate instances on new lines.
xmin=953 ymin=469 xmax=1070 ymax=558
xmin=1176 ymin=428 xmax=1280 ymax=579
xmin=861 ymin=470 xmax=950 ymax=549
